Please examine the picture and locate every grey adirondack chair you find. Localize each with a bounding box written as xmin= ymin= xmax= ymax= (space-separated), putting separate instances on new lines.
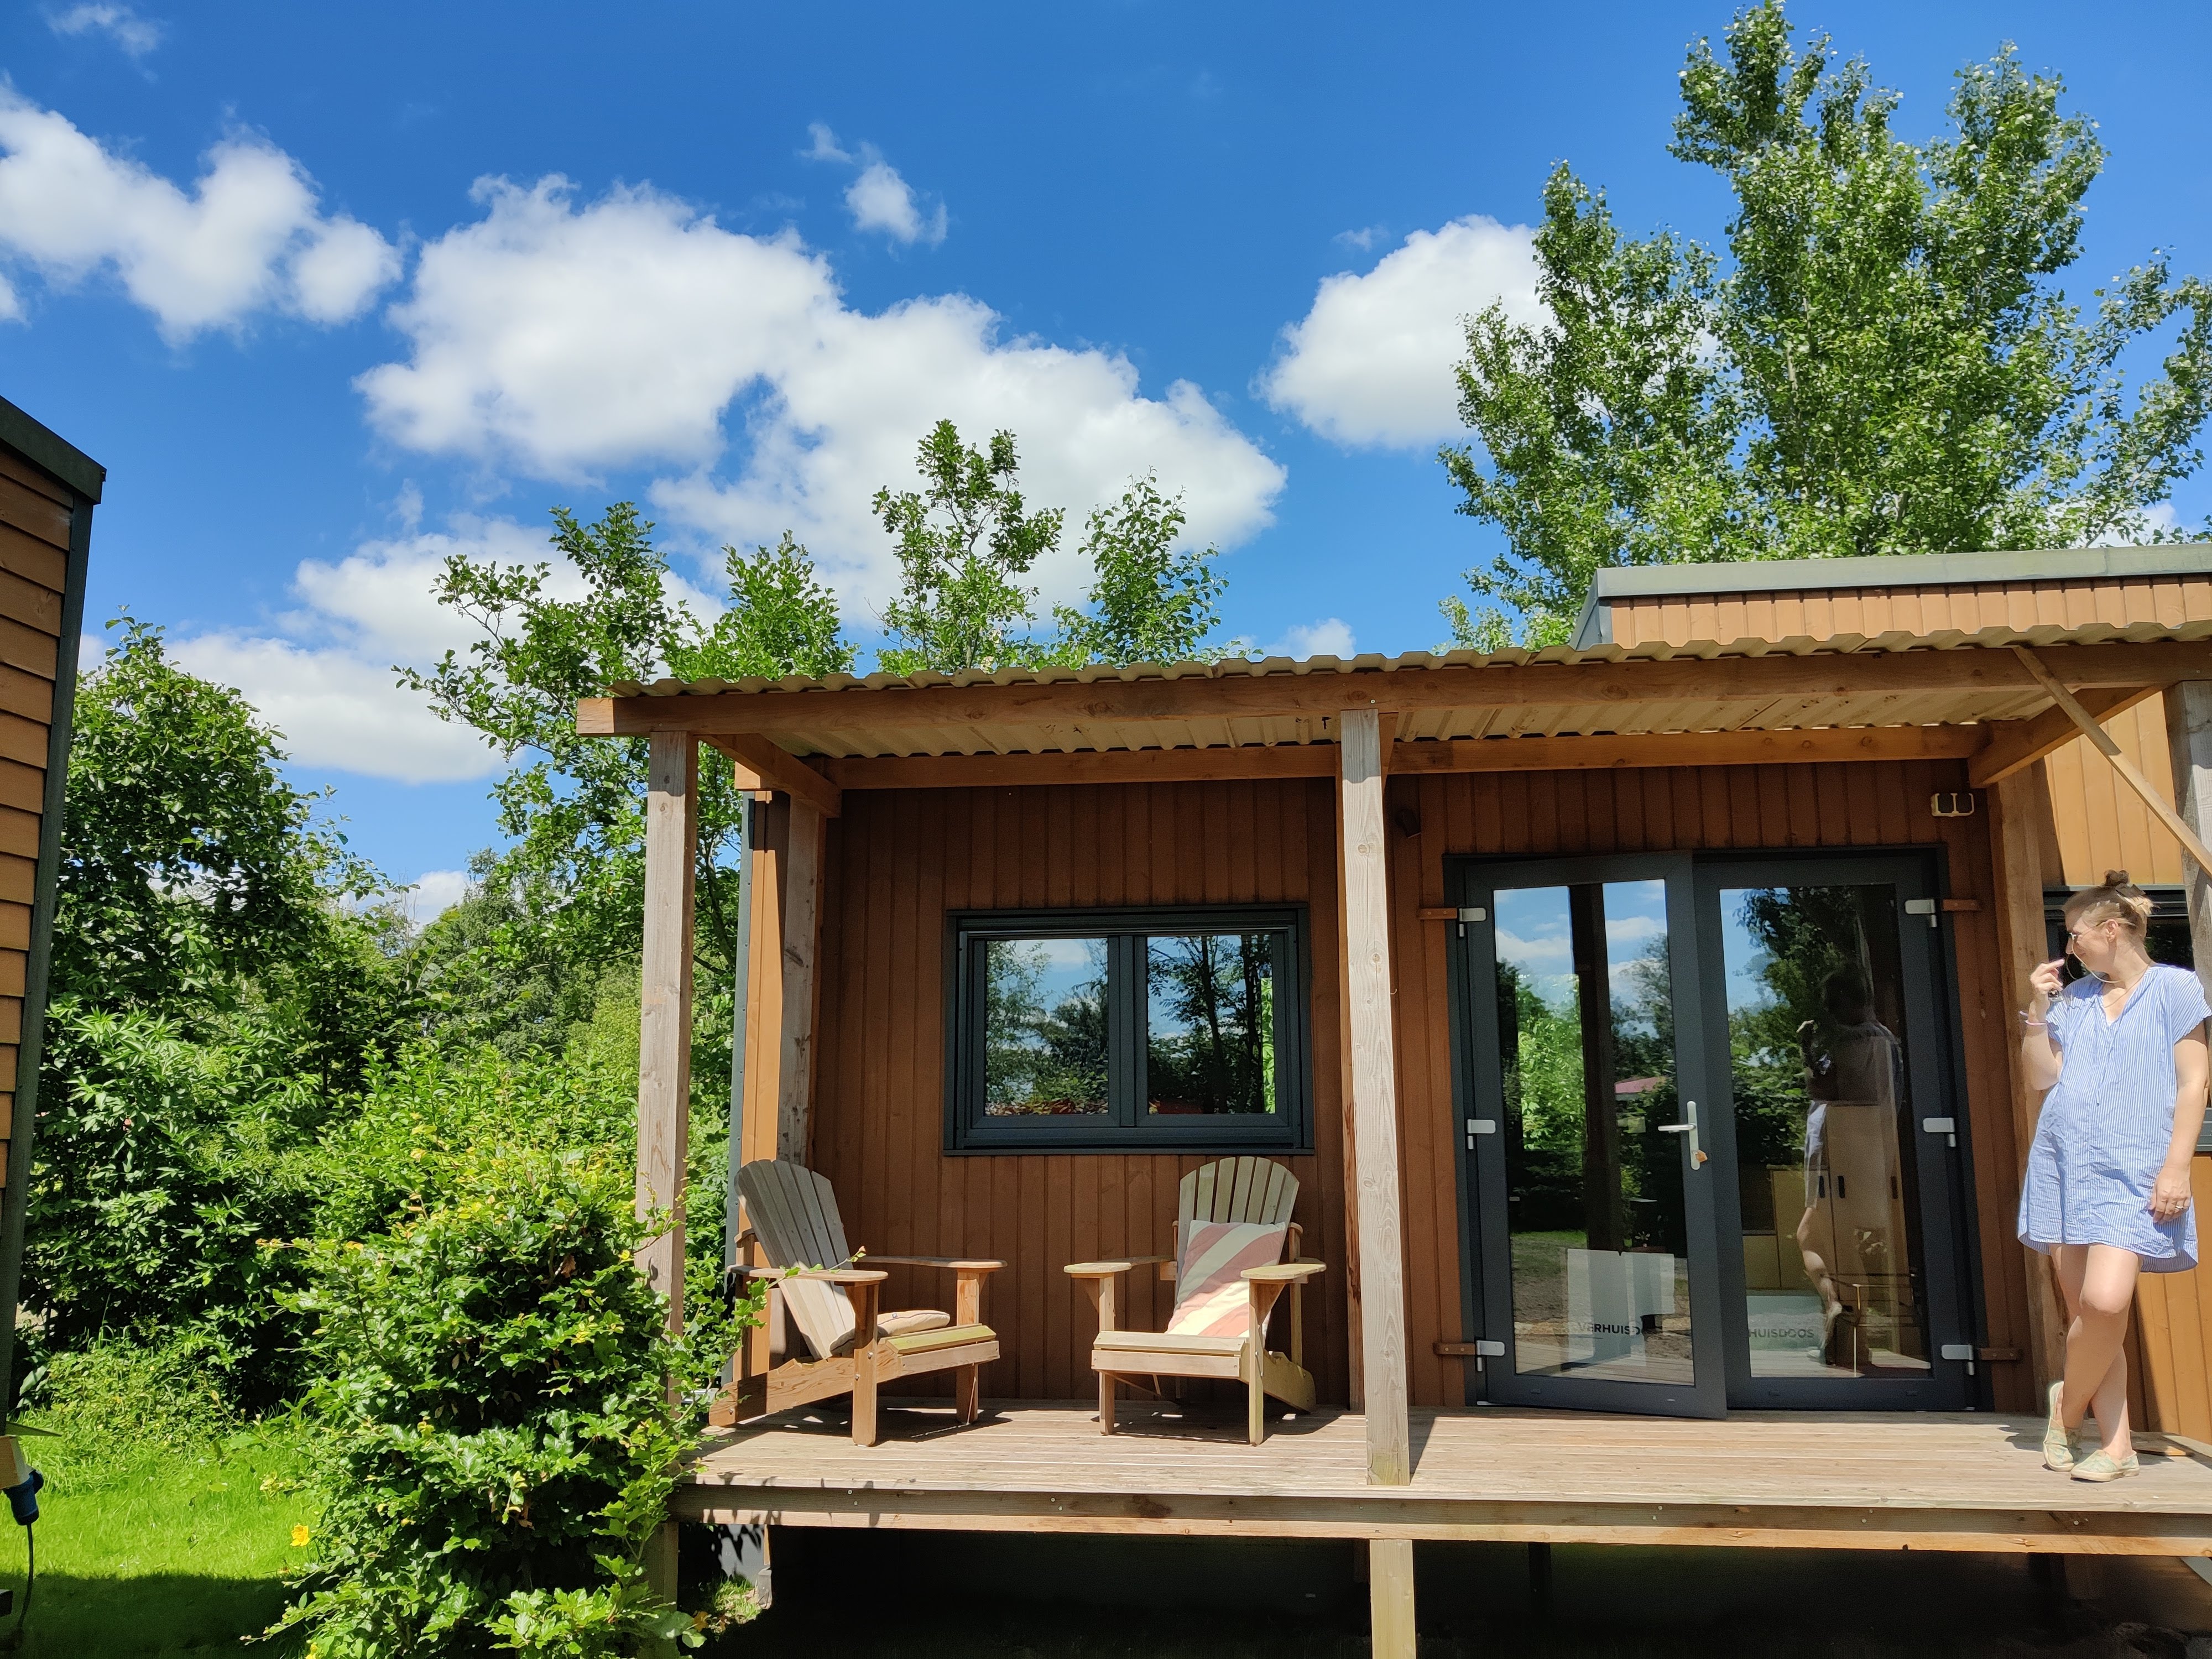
xmin=713 ymin=1159 xmax=1003 ymax=1447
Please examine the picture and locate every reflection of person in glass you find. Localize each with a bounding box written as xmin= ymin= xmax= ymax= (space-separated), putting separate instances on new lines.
xmin=1794 ymin=967 xmax=1904 ymax=1370
xmin=2021 ymin=872 xmax=2211 ymax=1483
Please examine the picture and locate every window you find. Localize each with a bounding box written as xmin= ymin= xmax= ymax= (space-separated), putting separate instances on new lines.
xmin=947 ymin=906 xmax=1311 ymax=1151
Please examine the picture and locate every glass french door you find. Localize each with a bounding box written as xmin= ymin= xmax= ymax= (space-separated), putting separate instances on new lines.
xmin=1452 ymin=851 xmax=1977 ymax=1415
xmin=1695 ymin=856 xmax=1973 ymax=1410
xmin=1456 ymin=855 xmax=1728 ymax=1417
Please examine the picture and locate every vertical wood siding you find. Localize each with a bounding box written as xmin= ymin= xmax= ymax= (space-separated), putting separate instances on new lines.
xmin=803 ymin=779 xmax=1352 ymax=1405
xmin=0 ymin=450 xmax=71 ymax=1183
xmin=801 ymin=758 xmax=2032 ymax=1413
xmin=1604 ymin=574 xmax=2212 ymax=651
xmin=2043 ymin=699 xmax=2185 ymax=886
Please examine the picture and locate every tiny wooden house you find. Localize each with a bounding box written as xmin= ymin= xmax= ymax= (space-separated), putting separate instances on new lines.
xmin=585 ymin=543 xmax=2212 ymax=1651
xmin=0 ymin=397 xmax=101 ymax=1408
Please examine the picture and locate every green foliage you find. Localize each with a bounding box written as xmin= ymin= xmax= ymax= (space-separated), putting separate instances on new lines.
xmin=270 ymin=1148 xmax=748 ymax=1658
xmin=403 ymin=504 xmax=852 ymax=985
xmin=1050 ymin=476 xmax=1229 ymax=666
xmin=874 ymin=421 xmax=1065 ymax=674
xmin=38 ymin=1328 xmax=242 ymax=1451
xmin=23 ymin=1008 xmax=322 ymax=1402
xmin=1443 ymin=1 xmax=2212 ymax=643
xmin=58 ymin=618 xmax=384 ymax=1013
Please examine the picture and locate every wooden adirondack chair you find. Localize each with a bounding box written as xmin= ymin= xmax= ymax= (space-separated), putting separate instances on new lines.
xmin=1065 ymin=1156 xmax=1324 ymax=1445
xmin=714 ymin=1160 xmax=1002 ymax=1447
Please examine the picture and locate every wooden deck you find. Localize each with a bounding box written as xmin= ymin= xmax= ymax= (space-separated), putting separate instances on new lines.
xmin=680 ymin=1401 xmax=2212 ymax=1557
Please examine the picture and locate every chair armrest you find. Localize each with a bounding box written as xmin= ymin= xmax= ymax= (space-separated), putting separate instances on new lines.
xmin=789 ymin=1267 xmax=890 ymax=1285
xmin=1243 ymin=1261 xmax=1327 ymax=1283
xmin=1064 ymin=1256 xmax=1170 ymax=1279
xmin=867 ymin=1256 xmax=1006 ymax=1273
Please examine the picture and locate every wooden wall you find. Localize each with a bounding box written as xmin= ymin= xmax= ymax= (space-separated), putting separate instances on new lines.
xmin=790 ymin=778 xmax=1354 ymax=1406
xmin=787 ymin=757 xmax=2037 ymax=1413
xmin=0 ymin=450 xmax=75 ymax=1192
xmin=2043 ymin=700 xmax=2187 ymax=887
xmin=1603 ymin=571 xmax=2212 ymax=649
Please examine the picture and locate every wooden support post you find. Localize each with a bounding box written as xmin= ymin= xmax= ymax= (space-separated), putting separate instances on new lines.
xmin=1369 ymin=1537 xmax=1417 ymax=1658
xmin=638 ymin=731 xmax=698 ymax=1332
xmin=1987 ymin=765 xmax=2067 ymax=1393
xmin=2165 ymin=682 xmax=2212 ymax=985
xmin=1339 ymin=709 xmax=1412 ymax=1488
xmin=775 ymin=799 xmax=827 ymax=1162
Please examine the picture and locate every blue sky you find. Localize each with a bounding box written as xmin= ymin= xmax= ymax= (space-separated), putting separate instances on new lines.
xmin=2 ymin=2 xmax=2208 ymax=907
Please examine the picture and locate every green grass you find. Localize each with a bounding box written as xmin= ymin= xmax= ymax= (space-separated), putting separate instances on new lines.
xmin=0 ymin=1425 xmax=312 ymax=1657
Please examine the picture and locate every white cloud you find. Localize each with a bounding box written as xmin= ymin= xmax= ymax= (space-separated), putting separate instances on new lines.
xmin=1261 ymin=215 xmax=1541 ymax=450
xmin=1267 ymin=618 xmax=1355 ymax=659
xmin=166 ymin=515 xmax=725 ymax=786
xmin=846 ymin=161 xmax=945 ymax=246
xmin=1334 ymin=225 xmax=1384 ymax=252
xmin=0 ymin=90 xmax=399 ymax=339
xmin=401 ymin=868 xmax=471 ymax=925
xmin=47 ymin=3 xmax=162 ymax=59
xmin=806 ymin=124 xmax=946 ymax=245
xmin=358 ymin=175 xmax=1284 ymax=613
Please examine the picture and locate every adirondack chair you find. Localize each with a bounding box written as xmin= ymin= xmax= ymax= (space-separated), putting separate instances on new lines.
xmin=1065 ymin=1156 xmax=1324 ymax=1445
xmin=714 ymin=1160 xmax=1003 ymax=1447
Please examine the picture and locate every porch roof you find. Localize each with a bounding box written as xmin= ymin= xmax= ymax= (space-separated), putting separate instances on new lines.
xmin=581 ymin=619 xmax=2212 ymax=785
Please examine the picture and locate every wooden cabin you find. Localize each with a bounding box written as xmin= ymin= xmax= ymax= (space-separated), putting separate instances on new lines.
xmin=581 ymin=544 xmax=2212 ymax=1652
xmin=0 ymin=397 xmax=101 ymax=1411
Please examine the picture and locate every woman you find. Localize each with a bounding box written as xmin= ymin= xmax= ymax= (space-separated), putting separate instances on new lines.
xmin=2020 ymin=871 xmax=2211 ymax=1481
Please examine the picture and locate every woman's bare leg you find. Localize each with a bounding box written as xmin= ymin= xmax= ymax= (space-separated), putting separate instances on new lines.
xmin=2057 ymin=1243 xmax=2140 ymax=1459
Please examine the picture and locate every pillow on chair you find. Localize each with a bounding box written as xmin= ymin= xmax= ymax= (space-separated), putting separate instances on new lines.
xmin=1164 ymin=1219 xmax=1291 ymax=1340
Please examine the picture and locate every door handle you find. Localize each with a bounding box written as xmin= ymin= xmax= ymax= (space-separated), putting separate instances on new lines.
xmin=1657 ymin=1100 xmax=1706 ymax=1167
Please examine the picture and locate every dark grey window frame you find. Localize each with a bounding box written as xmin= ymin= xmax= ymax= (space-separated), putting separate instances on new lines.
xmin=945 ymin=904 xmax=1313 ymax=1154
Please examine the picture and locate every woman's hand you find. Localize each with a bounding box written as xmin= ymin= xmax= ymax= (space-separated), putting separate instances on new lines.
xmin=2151 ymin=1160 xmax=2195 ymax=1224
xmin=2028 ymin=957 xmax=2066 ymax=1010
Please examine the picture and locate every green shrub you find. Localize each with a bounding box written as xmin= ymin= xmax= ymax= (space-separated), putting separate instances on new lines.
xmin=34 ymin=1328 xmax=241 ymax=1451
xmin=270 ymin=1146 xmax=749 ymax=1657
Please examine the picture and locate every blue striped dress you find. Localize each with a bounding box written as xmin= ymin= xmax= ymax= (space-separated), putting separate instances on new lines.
xmin=2018 ymin=963 xmax=2211 ymax=1272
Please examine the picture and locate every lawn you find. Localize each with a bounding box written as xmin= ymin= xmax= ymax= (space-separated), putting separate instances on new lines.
xmin=0 ymin=1425 xmax=312 ymax=1657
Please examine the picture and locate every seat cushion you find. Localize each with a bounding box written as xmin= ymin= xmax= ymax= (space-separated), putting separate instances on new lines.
xmin=830 ymin=1307 xmax=952 ymax=1357
xmin=1164 ymin=1218 xmax=1290 ymax=1339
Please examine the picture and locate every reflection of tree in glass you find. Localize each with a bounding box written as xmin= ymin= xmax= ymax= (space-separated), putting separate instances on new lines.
xmin=1499 ymin=959 xmax=1585 ymax=1228
xmin=1147 ymin=933 xmax=1272 ymax=1114
xmin=983 ymin=940 xmax=1109 ymax=1114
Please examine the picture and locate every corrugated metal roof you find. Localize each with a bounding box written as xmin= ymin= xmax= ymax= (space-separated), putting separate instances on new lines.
xmin=596 ymin=619 xmax=2212 ymax=760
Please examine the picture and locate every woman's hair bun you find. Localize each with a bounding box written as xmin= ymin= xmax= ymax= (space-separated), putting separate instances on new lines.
xmin=2064 ymin=871 xmax=2154 ymax=934
xmin=2104 ymin=869 xmax=2134 ymax=888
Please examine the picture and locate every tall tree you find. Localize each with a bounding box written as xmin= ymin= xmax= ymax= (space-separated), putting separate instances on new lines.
xmin=403 ymin=504 xmax=853 ymax=988
xmin=874 ymin=420 xmax=1063 ymax=674
xmin=1442 ymin=1 xmax=2212 ymax=645
xmin=1051 ymin=476 xmax=1229 ymax=666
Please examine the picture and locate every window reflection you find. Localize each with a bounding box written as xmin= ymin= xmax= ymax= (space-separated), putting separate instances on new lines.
xmin=1146 ymin=933 xmax=1279 ymax=1115
xmin=982 ymin=937 xmax=1110 ymax=1115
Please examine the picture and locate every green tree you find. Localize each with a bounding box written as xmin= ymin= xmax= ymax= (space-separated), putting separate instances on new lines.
xmin=403 ymin=505 xmax=854 ymax=988
xmin=1443 ymin=2 xmax=2212 ymax=644
xmin=57 ymin=619 xmax=380 ymax=1013
xmin=1051 ymin=476 xmax=1229 ymax=666
xmin=874 ymin=420 xmax=1064 ymax=674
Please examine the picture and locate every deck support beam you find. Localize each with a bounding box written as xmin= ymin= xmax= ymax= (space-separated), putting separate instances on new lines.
xmin=1987 ymin=764 xmax=2068 ymax=1394
xmin=638 ymin=731 xmax=698 ymax=1331
xmin=1369 ymin=1537 xmax=1417 ymax=1658
xmin=1339 ymin=709 xmax=1412 ymax=1490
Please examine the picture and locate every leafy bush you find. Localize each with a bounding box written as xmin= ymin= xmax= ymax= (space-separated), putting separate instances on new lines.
xmin=33 ymin=1328 xmax=242 ymax=1451
xmin=270 ymin=1147 xmax=748 ymax=1657
xmin=23 ymin=1004 xmax=326 ymax=1407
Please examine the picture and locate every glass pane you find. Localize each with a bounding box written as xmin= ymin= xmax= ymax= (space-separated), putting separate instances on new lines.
xmin=1145 ymin=933 xmax=1279 ymax=1116
xmin=1720 ymin=886 xmax=1931 ymax=1380
xmin=982 ymin=937 xmax=1110 ymax=1117
xmin=1496 ymin=880 xmax=1692 ymax=1384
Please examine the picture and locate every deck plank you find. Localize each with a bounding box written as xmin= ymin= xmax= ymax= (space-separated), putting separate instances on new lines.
xmin=679 ymin=1404 xmax=2212 ymax=1556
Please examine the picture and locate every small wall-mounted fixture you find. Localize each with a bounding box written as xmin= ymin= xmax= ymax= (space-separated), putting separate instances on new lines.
xmin=1931 ymin=792 xmax=1978 ymax=818
xmin=1392 ymin=807 xmax=1422 ymax=839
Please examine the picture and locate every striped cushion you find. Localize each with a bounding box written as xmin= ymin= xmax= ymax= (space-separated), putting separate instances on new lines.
xmin=1164 ymin=1219 xmax=1290 ymax=1339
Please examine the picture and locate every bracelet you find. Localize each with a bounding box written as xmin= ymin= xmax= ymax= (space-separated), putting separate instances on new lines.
xmin=2018 ymin=1015 xmax=2048 ymax=1030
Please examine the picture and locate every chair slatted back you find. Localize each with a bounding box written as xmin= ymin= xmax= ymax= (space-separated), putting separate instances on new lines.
xmin=1179 ymin=1155 xmax=1298 ymax=1228
xmin=737 ymin=1160 xmax=858 ymax=1360
xmin=1173 ymin=1157 xmax=1298 ymax=1283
